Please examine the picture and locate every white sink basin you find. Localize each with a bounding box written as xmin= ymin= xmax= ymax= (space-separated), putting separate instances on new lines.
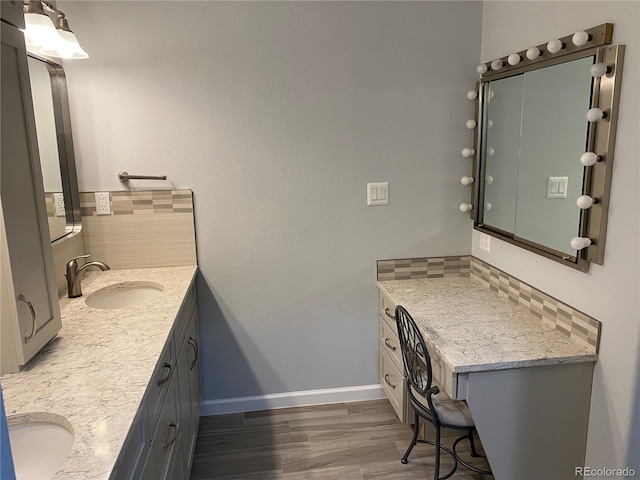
xmin=85 ymin=281 xmax=164 ymax=310
xmin=7 ymin=413 xmax=74 ymax=480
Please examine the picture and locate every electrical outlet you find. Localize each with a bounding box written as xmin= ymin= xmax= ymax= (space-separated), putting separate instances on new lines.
xmin=95 ymin=192 xmax=111 ymax=215
xmin=479 ymin=232 xmax=491 ymax=253
xmin=53 ymin=193 xmax=65 ymax=217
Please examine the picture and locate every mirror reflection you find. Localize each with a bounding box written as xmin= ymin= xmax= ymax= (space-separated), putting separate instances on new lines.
xmin=479 ymin=56 xmax=595 ymax=257
xmin=26 ymin=54 xmax=80 ymax=243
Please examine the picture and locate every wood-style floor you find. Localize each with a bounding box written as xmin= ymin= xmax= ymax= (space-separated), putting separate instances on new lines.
xmin=189 ymin=399 xmax=494 ymax=480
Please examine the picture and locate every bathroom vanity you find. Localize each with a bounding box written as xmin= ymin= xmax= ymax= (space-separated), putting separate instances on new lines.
xmin=1 ymin=266 xmax=200 ymax=480
xmin=377 ymin=257 xmax=599 ymax=480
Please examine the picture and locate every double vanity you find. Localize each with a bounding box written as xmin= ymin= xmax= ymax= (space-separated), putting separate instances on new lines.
xmin=2 ymin=266 xmax=200 ymax=479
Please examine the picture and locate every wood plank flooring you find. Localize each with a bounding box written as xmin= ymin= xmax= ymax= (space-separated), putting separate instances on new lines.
xmin=190 ymin=399 xmax=494 ymax=480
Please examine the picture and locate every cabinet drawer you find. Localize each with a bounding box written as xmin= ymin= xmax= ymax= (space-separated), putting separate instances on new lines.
xmin=379 ymin=291 xmax=397 ymax=323
xmin=429 ymin=348 xmax=461 ymax=399
xmin=146 ymin=335 xmax=176 ymax=437
xmin=150 ymin=373 xmax=181 ymax=480
xmin=379 ymin=316 xmax=402 ymax=370
xmin=110 ymin=406 xmax=149 ymax=480
xmin=379 ymin=347 xmax=406 ymax=422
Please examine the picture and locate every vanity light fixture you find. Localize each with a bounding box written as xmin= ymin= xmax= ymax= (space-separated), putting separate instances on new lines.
xmin=485 ymin=175 xmax=494 ymax=185
xmin=586 ymin=107 xmax=606 ymax=122
xmin=570 ymin=237 xmax=592 ymax=250
xmin=490 ymin=59 xmax=503 ymax=70
xmin=580 ymin=152 xmax=602 ymax=166
xmin=526 ymin=47 xmax=541 ymax=60
xmin=507 ymin=54 xmax=521 ymax=66
xmin=466 ymin=120 xmax=477 ymax=129
xmin=461 ymin=148 xmax=475 ymax=158
xmin=459 ymin=203 xmax=474 ymax=213
xmin=590 ymin=63 xmax=610 ymax=78
xmin=22 ymin=1 xmax=89 ymax=59
xmin=460 ymin=176 xmax=475 ymax=186
xmin=466 ymin=90 xmax=478 ymax=100
xmin=572 ymin=31 xmax=591 ymax=47
xmin=547 ymin=39 xmax=565 ymax=54
xmin=484 ymin=202 xmax=492 ymax=211
xmin=576 ymin=195 xmax=598 ymax=209
xmin=477 ymin=64 xmax=488 ymax=75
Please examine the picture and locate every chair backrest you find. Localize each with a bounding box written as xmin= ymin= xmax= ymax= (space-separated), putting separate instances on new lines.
xmin=395 ymin=305 xmax=434 ymax=398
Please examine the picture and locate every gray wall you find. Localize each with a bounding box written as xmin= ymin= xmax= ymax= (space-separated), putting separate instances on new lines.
xmin=477 ymin=1 xmax=640 ymax=475
xmin=59 ymin=1 xmax=482 ymax=400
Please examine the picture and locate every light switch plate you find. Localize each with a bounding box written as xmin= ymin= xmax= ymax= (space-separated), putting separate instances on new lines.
xmin=95 ymin=192 xmax=111 ymax=215
xmin=367 ymin=182 xmax=389 ymax=206
xmin=53 ymin=193 xmax=65 ymax=217
xmin=479 ymin=232 xmax=491 ymax=253
xmin=546 ymin=176 xmax=568 ymax=199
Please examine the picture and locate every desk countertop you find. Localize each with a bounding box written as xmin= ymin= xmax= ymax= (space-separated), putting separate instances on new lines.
xmin=377 ymin=276 xmax=597 ymax=374
xmin=1 ymin=265 xmax=198 ymax=480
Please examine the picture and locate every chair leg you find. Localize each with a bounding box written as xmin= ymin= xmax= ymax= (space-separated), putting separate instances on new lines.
xmin=433 ymin=426 xmax=441 ymax=480
xmin=401 ymin=410 xmax=420 ymax=464
xmin=468 ymin=430 xmax=480 ymax=457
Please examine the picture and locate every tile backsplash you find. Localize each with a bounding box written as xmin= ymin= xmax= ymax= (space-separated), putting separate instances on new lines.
xmin=80 ymin=190 xmax=193 ymax=216
xmin=376 ymin=256 xmax=471 ymax=281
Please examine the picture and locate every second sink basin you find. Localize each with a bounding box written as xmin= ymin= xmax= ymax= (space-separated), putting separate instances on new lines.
xmin=85 ymin=281 xmax=164 ymax=309
xmin=7 ymin=413 xmax=74 ymax=480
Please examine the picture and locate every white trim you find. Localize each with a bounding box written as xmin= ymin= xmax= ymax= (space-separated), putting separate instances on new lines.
xmin=200 ymin=384 xmax=385 ymax=416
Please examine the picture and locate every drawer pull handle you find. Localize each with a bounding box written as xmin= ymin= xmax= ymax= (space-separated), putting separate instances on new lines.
xmin=384 ymin=374 xmax=397 ymax=389
xmin=18 ymin=294 xmax=37 ymax=343
xmin=157 ymin=362 xmax=172 ymax=386
xmin=188 ymin=337 xmax=199 ymax=370
xmin=384 ymin=338 xmax=396 ymax=351
xmin=384 ymin=307 xmax=395 ymax=320
xmin=163 ymin=423 xmax=178 ymax=450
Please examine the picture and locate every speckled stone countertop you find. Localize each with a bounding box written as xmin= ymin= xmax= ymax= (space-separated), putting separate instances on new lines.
xmin=378 ymin=276 xmax=597 ymax=374
xmin=1 ymin=266 xmax=198 ymax=480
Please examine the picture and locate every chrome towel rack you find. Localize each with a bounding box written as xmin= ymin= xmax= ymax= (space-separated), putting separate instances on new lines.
xmin=118 ymin=171 xmax=167 ymax=182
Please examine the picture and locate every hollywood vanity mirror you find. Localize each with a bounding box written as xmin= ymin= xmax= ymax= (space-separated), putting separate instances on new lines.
xmin=467 ymin=24 xmax=625 ymax=272
xmin=27 ymin=52 xmax=81 ymax=243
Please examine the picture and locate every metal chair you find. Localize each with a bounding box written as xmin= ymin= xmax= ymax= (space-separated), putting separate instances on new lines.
xmin=394 ymin=305 xmax=492 ymax=480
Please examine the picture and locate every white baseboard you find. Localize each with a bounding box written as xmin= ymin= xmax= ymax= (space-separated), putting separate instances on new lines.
xmin=200 ymin=384 xmax=385 ymax=416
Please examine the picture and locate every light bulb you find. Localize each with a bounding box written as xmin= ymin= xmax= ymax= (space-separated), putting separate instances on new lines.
xmin=23 ymin=12 xmax=60 ymax=47
xmin=590 ymin=63 xmax=609 ymax=78
xmin=507 ymin=54 xmax=521 ymax=66
xmin=477 ymin=64 xmax=488 ymax=75
xmin=576 ymin=195 xmax=595 ymax=209
xmin=547 ymin=39 xmax=564 ymax=54
xmin=460 ymin=176 xmax=475 ymax=186
xmin=459 ymin=203 xmax=473 ymax=213
xmin=467 ymin=90 xmax=478 ymax=100
xmin=485 ymin=175 xmax=494 ymax=185
xmin=491 ymin=59 xmax=503 ymax=71
xmin=487 ymin=147 xmax=495 ymax=157
xmin=526 ymin=47 xmax=541 ymax=60
xmin=572 ymin=31 xmax=590 ymax=47
xmin=466 ymin=119 xmax=476 ymax=129
xmin=488 ymin=120 xmax=493 ymax=128
xmin=461 ymin=148 xmax=475 ymax=158
xmin=580 ymin=152 xmax=600 ymax=166
xmin=484 ymin=202 xmax=492 ymax=211
xmin=586 ymin=108 xmax=605 ymax=122
xmin=570 ymin=237 xmax=592 ymax=250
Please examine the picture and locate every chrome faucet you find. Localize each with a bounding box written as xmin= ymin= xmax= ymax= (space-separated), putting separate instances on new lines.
xmin=65 ymin=254 xmax=110 ymax=298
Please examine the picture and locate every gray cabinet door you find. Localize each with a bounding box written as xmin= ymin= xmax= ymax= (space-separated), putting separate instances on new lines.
xmin=1 ymin=22 xmax=61 ymax=367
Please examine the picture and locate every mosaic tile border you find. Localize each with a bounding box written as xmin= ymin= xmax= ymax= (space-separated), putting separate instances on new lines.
xmin=470 ymin=257 xmax=601 ymax=353
xmin=376 ymin=256 xmax=471 ymax=281
xmin=80 ymin=190 xmax=193 ymax=216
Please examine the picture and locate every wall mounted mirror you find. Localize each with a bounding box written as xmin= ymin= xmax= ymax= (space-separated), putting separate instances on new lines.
xmin=26 ymin=53 xmax=81 ymax=243
xmin=470 ymin=24 xmax=625 ymax=272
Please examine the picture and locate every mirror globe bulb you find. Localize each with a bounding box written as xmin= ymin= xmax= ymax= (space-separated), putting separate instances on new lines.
xmin=487 ymin=147 xmax=495 ymax=157
xmin=576 ymin=195 xmax=594 ymax=209
xmin=572 ymin=31 xmax=590 ymax=47
xmin=485 ymin=175 xmax=494 ymax=185
xmin=547 ymin=39 xmax=564 ymax=54
xmin=590 ymin=63 xmax=608 ymax=78
xmin=586 ymin=108 xmax=604 ymax=122
xmin=476 ymin=64 xmax=488 ymax=74
xmin=461 ymin=148 xmax=475 ymax=158
xmin=484 ymin=202 xmax=492 ymax=212
xmin=460 ymin=176 xmax=475 ymax=186
xmin=459 ymin=203 xmax=473 ymax=213
xmin=507 ymin=54 xmax=521 ymax=66
xmin=465 ymin=120 xmax=476 ymax=129
xmin=526 ymin=47 xmax=540 ymax=60
xmin=491 ymin=59 xmax=503 ymax=70
xmin=488 ymin=120 xmax=493 ymax=128
xmin=467 ymin=90 xmax=478 ymax=100
xmin=580 ymin=152 xmax=599 ymax=166
xmin=570 ymin=237 xmax=592 ymax=250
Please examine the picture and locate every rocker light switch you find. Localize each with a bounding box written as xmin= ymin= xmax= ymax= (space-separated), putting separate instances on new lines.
xmin=367 ymin=183 xmax=389 ymax=206
xmin=546 ymin=177 xmax=568 ymax=199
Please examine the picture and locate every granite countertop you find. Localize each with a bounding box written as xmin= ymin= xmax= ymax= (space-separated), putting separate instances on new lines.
xmin=1 ymin=265 xmax=198 ymax=480
xmin=378 ymin=276 xmax=597 ymax=374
